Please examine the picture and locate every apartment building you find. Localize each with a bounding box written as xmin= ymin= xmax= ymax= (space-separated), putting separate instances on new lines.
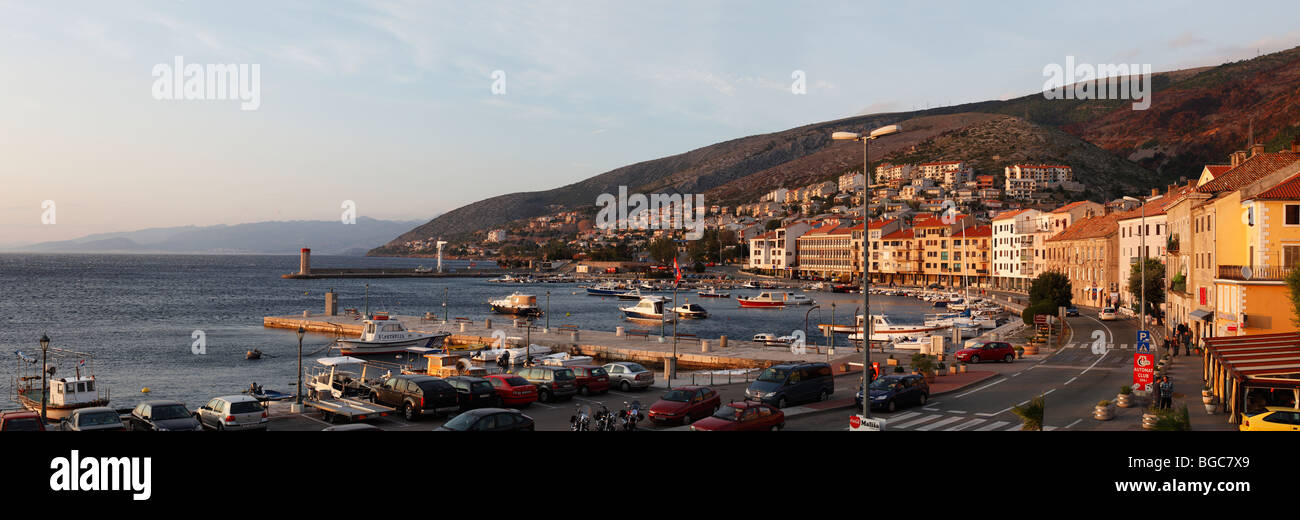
xmin=918 ymin=161 xmax=972 ymax=186
xmin=1044 ymin=213 xmax=1121 ymax=308
xmin=913 ymin=213 xmax=977 ymax=287
xmin=990 ymin=209 xmax=1041 ymax=290
xmin=839 ymin=172 xmax=865 ymax=193
xmin=875 ymin=163 xmax=916 ymax=183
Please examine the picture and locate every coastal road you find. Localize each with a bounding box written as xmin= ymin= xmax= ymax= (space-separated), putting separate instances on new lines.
xmin=785 ymin=308 xmax=1147 ymax=431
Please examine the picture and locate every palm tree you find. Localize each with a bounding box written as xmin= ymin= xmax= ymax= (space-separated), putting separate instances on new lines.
xmin=1012 ymin=395 xmax=1046 ymax=431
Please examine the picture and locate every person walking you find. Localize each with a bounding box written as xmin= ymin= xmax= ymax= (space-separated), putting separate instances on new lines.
xmin=1159 ymin=376 xmax=1174 ymax=410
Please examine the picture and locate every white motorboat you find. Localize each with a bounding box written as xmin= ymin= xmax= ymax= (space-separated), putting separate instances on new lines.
xmin=12 ymin=347 xmax=110 ymax=420
xmin=891 ymin=337 xmax=931 ymax=351
xmin=673 ymin=303 xmax=709 ymax=319
xmin=539 ymin=352 xmax=595 ymax=367
xmin=617 ymin=288 xmax=645 ymax=300
xmin=488 ymin=292 xmax=542 ymax=316
xmin=336 ymin=316 xmax=449 ymax=355
xmin=843 ymin=314 xmax=949 ymax=342
xmin=620 ymin=297 xmax=672 ymax=321
xmin=472 ymin=344 xmax=553 ymax=364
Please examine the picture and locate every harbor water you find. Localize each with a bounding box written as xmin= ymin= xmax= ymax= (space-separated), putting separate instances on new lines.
xmin=0 ymin=253 xmax=949 ymax=409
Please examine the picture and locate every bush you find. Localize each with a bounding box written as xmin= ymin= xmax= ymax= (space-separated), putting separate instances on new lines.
xmin=910 ymin=353 xmax=935 ymax=374
xmin=1154 ymin=405 xmax=1191 ymax=431
xmin=1120 ymin=385 xmax=1132 ymax=395
xmin=1098 ymin=400 xmax=1112 ymax=407
xmin=1012 ymin=395 xmax=1046 ymax=431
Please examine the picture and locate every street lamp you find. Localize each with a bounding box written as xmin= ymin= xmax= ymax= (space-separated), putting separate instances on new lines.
xmin=39 ymin=333 xmax=50 ymax=422
xmin=804 ymin=304 xmax=821 ymax=354
xmin=1123 ymin=195 xmax=1147 ymax=345
xmin=834 ymin=124 xmax=904 ymax=420
xmin=546 ymin=290 xmax=551 ymax=331
xmin=296 ymin=326 xmax=305 ymax=406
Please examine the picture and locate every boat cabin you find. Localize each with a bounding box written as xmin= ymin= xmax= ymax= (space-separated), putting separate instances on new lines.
xmin=49 ymin=376 xmax=101 ymax=407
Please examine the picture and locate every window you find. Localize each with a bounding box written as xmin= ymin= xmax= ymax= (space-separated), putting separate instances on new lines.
xmin=1285 ymin=245 xmax=1300 ymax=268
xmin=1287 ymin=205 xmax=1300 ymax=226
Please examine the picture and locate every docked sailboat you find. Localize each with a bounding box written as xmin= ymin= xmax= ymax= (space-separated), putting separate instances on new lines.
xmin=488 ymin=292 xmax=543 ymax=316
xmin=336 ymin=316 xmax=450 ymax=355
xmin=11 ymin=347 xmax=110 ymax=420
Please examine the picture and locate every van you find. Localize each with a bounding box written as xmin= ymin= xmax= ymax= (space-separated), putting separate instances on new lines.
xmin=744 ymin=362 xmax=834 ymax=408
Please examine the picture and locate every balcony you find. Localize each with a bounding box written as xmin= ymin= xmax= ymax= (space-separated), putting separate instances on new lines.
xmin=1217 ymin=264 xmax=1292 ymax=282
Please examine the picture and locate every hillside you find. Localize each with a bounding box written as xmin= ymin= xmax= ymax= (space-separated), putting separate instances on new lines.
xmin=371 ymin=45 xmax=1300 ymax=256
xmin=16 ymin=217 xmax=423 ymax=255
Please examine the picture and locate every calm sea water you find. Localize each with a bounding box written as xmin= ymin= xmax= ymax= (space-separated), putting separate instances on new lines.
xmin=0 ymin=253 xmax=939 ymax=409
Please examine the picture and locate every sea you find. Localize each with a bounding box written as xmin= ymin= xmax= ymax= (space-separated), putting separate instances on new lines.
xmin=0 ymin=253 xmax=944 ymax=410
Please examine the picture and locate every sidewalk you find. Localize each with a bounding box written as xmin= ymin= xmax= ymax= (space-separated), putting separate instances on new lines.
xmin=1089 ymin=350 xmax=1234 ymax=431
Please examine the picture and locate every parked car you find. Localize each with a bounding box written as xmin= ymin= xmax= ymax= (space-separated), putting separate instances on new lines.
xmin=1099 ymin=307 xmax=1118 ymax=320
xmin=744 ymin=362 xmax=834 ymax=408
xmin=571 ymin=365 xmax=611 ymax=395
xmin=513 ymin=366 xmax=577 ymax=403
xmin=368 ymin=375 xmax=459 ymax=421
xmin=444 ymin=376 xmax=500 ymax=410
xmin=435 ymin=408 xmax=535 ymax=431
xmin=690 ymin=401 xmax=785 ymax=431
xmin=604 ymin=361 xmax=654 ymax=391
xmin=1065 ymin=306 xmax=1079 ymax=317
xmin=857 ymin=374 xmax=930 ymax=412
xmin=648 ymin=386 xmax=722 ymax=425
xmin=60 ymin=407 xmax=126 ymax=431
xmin=954 ymin=341 xmax=1016 ymax=364
xmin=0 ymin=410 xmax=46 ymax=431
xmin=484 ymin=374 xmax=538 ymax=407
xmin=127 ymin=400 xmax=203 ymax=431
xmin=194 ymin=395 xmax=269 ymax=431
xmin=1239 ymin=407 xmax=1300 ymax=431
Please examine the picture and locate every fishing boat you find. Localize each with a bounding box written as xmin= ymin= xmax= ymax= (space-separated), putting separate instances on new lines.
xmin=697 ymin=287 xmax=730 ymax=298
xmin=834 ymin=314 xmax=950 ymax=343
xmin=11 ymin=347 xmax=110 ymax=420
xmin=673 ymin=303 xmax=709 ymax=319
xmin=243 ymin=383 xmax=295 ymax=402
xmin=488 ymin=292 xmax=542 ymax=316
xmin=336 ymin=316 xmax=450 ymax=355
xmin=891 ymin=337 xmax=931 ymax=351
xmin=586 ymin=282 xmax=624 ymax=296
xmin=620 ymin=296 xmax=672 ymax=320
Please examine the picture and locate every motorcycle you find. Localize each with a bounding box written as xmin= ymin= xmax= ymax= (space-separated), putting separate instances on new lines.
xmin=570 ymin=404 xmax=593 ymax=431
xmin=593 ymin=404 xmax=617 ymax=431
xmin=619 ymin=400 xmax=644 ymax=431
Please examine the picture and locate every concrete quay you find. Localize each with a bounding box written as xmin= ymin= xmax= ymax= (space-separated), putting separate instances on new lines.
xmin=263 ymin=312 xmax=864 ymax=371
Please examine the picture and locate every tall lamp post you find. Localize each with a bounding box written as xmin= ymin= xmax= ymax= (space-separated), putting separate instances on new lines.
xmin=834 ymin=124 xmax=904 ymax=420
xmin=39 ymin=333 xmax=50 ymax=422
xmin=804 ymin=304 xmax=821 ymax=355
xmin=296 ymin=327 xmax=305 ymax=406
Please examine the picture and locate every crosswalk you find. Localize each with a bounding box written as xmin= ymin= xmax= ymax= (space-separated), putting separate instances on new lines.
xmin=871 ymin=411 xmax=1061 ymax=431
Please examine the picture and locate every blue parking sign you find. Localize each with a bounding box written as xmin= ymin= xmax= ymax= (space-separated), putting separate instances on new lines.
xmin=1136 ymin=330 xmax=1151 ymax=352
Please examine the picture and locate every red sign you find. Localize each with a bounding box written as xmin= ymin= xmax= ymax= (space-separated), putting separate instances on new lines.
xmin=1133 ymin=353 xmax=1155 ymax=392
xmin=849 ymin=415 xmax=861 ymax=429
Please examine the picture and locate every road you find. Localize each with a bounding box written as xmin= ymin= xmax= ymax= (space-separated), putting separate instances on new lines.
xmin=786 ymin=306 xmax=1146 ymax=431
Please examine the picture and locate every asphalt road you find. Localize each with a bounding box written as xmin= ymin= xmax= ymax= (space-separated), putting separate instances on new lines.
xmin=786 ymin=307 xmax=1146 ymax=431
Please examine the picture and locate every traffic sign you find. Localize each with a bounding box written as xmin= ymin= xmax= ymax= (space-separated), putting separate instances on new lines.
xmin=850 ymin=414 xmax=885 ymax=431
xmin=1136 ymin=329 xmax=1151 ymax=353
xmin=1133 ymin=352 xmax=1155 ymax=392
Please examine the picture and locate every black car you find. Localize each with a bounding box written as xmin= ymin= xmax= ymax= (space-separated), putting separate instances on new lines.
xmin=1065 ymin=306 xmax=1079 ymax=317
xmin=127 ymin=400 xmax=203 ymax=431
xmin=513 ymin=366 xmax=577 ymax=403
xmin=435 ymin=408 xmax=535 ymax=431
xmin=856 ymin=374 xmax=930 ymax=412
xmin=369 ymin=375 xmax=459 ymax=421
xmin=744 ymin=362 xmax=834 ymax=408
xmin=445 ymin=376 xmax=500 ymax=410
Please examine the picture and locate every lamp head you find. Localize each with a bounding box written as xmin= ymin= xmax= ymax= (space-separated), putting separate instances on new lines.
xmin=39 ymin=333 xmax=50 ymax=349
xmin=297 ymin=327 xmax=305 ymax=339
xmin=869 ymin=124 xmax=903 ymax=139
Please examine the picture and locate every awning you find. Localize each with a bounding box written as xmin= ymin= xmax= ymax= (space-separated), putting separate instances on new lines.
xmin=1189 ymin=309 xmax=1214 ymax=321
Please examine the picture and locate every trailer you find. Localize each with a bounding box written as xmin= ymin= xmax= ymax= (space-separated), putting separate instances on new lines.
xmin=303 ymin=356 xmax=396 ymax=423
xmin=304 ymin=397 xmax=394 ymax=424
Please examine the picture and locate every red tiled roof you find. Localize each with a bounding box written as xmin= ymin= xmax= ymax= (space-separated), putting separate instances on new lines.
xmin=1046 ymin=213 xmax=1119 ymax=242
xmin=881 ymin=228 xmax=914 ymax=240
xmin=1050 ymin=201 xmax=1093 ymax=213
xmin=1203 ymin=165 xmax=1232 ymax=178
xmin=867 ymin=219 xmax=894 ymax=229
xmin=991 ymin=209 xmax=1031 ymax=221
xmin=1252 ymin=170 xmax=1300 ymax=200
xmin=912 ymin=214 xmax=965 ymax=227
xmin=1115 ymin=198 xmax=1170 ymax=220
xmin=1195 ymin=152 xmax=1300 ymax=194
xmin=958 ymin=225 xmax=992 ymax=237
xmin=920 ymin=161 xmax=964 ymax=167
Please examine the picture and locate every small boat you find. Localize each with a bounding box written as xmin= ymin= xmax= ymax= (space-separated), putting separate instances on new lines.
xmin=891 ymin=337 xmax=931 ymax=351
xmin=620 ymin=296 xmax=672 ymax=320
xmin=488 ymin=292 xmax=543 ymax=316
xmin=245 ymin=348 xmax=263 ymax=360
xmin=741 ymin=281 xmax=760 ymax=289
xmin=737 ymin=291 xmax=812 ymax=308
xmin=472 ymin=344 xmax=553 ymax=364
xmin=243 ymin=383 xmax=295 ymax=402
xmin=697 ymin=287 xmax=730 ymax=298
xmin=586 ymin=282 xmax=624 ymax=296
xmin=539 ymin=352 xmax=595 ymax=367
xmin=837 ymin=314 xmax=949 ymax=342
xmin=336 ymin=316 xmax=450 ymax=355
xmin=752 ymin=333 xmax=788 ymax=344
xmin=12 ymin=348 xmax=110 ymax=420
xmin=617 ymin=288 xmax=645 ymax=301
xmin=674 ymin=303 xmax=709 ymax=319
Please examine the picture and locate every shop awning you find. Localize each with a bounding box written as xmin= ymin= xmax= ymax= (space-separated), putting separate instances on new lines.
xmin=1189 ymin=309 xmax=1214 ymax=321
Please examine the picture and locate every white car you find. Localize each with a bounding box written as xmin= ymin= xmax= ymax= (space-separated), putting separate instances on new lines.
xmin=1098 ymin=308 xmax=1118 ymax=321
xmin=195 ymin=395 xmax=269 ymax=431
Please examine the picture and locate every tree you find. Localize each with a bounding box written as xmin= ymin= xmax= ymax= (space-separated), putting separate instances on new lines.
xmin=765 ymin=219 xmax=783 ymax=231
xmin=1127 ymin=258 xmax=1165 ymax=315
xmin=1287 ymin=264 xmax=1300 ymax=328
xmin=1012 ymin=395 xmax=1045 ymax=431
xmin=1028 ymin=271 xmax=1072 ymax=308
xmin=647 ymin=236 xmax=677 ymax=265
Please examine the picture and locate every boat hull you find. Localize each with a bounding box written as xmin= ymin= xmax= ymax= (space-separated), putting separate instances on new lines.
xmin=586 ymin=288 xmax=622 ymax=296
xmin=337 ymin=333 xmax=448 ymax=355
xmin=489 ymin=304 xmax=542 ymax=316
xmin=737 ymin=299 xmax=784 ymax=308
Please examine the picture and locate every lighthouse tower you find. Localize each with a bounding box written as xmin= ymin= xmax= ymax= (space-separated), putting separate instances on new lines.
xmin=436 ymin=240 xmax=448 ymax=273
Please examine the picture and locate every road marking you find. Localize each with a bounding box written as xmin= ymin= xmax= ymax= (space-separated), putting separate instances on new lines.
xmin=1044 ymin=426 xmax=1058 ymax=431
xmin=1065 ymin=418 xmax=1082 ymax=429
xmin=948 ymin=410 xmax=967 ymax=414
xmin=1010 ymin=371 xmax=1021 ymax=377
xmin=1005 ymin=423 xmax=1025 ymax=431
xmin=916 ymin=416 xmax=964 ymax=431
xmin=1084 ymin=314 xmax=1115 ymax=347
xmin=1079 ymin=348 xmax=1109 ymax=375
xmin=886 ymin=411 xmax=922 ymax=422
xmin=1018 ymin=399 xmax=1029 ymax=406
xmin=532 ymin=402 xmax=557 ymax=409
xmin=892 ymin=414 xmax=942 ymax=429
xmin=1042 ymin=388 xmax=1056 ymax=397
xmin=608 ymin=391 xmax=640 ymax=398
xmin=975 ymin=420 xmax=1010 ymax=431
xmin=1064 ymin=376 xmax=1077 ymax=385
xmin=944 ymin=418 xmax=985 ymax=431
xmin=922 ymin=407 xmax=941 ymax=412
xmin=977 ymin=406 xmax=1013 ymax=417
xmin=954 ymin=377 xmax=1005 ymax=398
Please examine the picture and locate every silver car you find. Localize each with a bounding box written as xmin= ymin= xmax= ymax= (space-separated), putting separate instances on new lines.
xmin=603 ymin=362 xmax=654 ymax=391
xmin=60 ymin=406 xmax=127 ymax=431
xmin=195 ymin=395 xmax=269 ymax=431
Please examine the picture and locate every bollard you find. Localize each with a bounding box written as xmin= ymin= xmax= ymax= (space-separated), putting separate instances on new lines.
xmin=719 ymin=335 xmax=728 ymax=349
xmin=460 ymin=322 xmax=467 ymax=333
xmin=701 ymin=340 xmax=710 ymax=353
xmin=302 ymin=310 xmax=310 ymax=318
xmin=485 ymin=318 xmax=492 ymax=329
xmin=570 ymin=331 xmax=579 ymax=342
xmin=616 ymin=326 xmax=625 ymax=337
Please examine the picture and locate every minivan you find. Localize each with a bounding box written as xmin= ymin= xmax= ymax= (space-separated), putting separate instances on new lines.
xmin=744 ymin=362 xmax=834 ymax=408
xmin=513 ymin=366 xmax=577 ymax=403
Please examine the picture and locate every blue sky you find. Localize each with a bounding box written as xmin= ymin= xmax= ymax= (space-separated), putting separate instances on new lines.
xmin=3 ymin=0 xmax=1299 ymax=246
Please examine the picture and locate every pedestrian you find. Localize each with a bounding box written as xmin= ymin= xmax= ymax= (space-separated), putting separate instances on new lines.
xmin=1159 ymin=376 xmax=1174 ymax=410
xmin=497 ymin=350 xmax=510 ymax=372
xmin=1184 ymin=333 xmax=1192 ymax=356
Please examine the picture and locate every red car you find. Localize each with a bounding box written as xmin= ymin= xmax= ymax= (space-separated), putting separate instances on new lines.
xmin=0 ymin=410 xmax=46 ymax=431
xmin=690 ymin=401 xmax=785 ymax=431
xmin=954 ymin=341 xmax=1017 ymax=364
xmin=648 ymin=386 xmax=721 ymax=425
xmin=571 ymin=365 xmax=611 ymax=395
xmin=484 ymin=374 xmax=538 ymax=407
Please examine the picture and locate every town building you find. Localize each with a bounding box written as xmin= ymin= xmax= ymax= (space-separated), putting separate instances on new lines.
xmin=1044 ymin=213 xmax=1121 ymax=308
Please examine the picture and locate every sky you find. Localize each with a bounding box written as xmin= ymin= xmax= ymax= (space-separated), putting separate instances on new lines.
xmin=3 ymin=0 xmax=1300 ymax=247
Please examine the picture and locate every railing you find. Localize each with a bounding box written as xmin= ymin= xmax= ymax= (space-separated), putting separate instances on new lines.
xmin=1217 ymin=264 xmax=1292 ymax=281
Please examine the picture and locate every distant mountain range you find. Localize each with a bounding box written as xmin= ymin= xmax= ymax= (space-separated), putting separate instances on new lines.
xmin=366 ymin=45 xmax=1300 ymax=256
xmin=10 ymin=217 xmax=424 ymax=255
